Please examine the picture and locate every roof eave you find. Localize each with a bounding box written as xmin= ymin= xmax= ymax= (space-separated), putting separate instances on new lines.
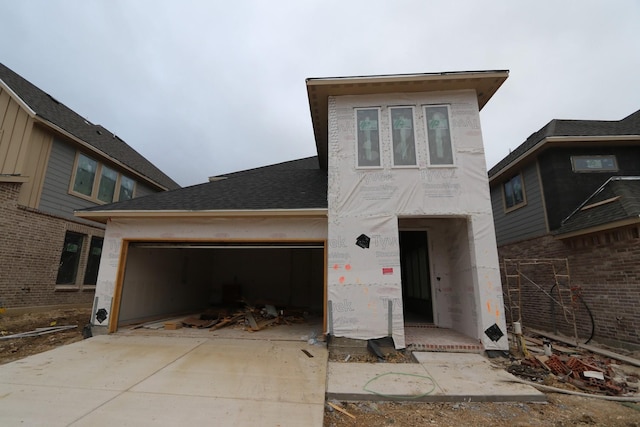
xmin=33 ymin=116 xmax=171 ymax=192
xmin=553 ymin=216 xmax=640 ymax=240
xmin=489 ymin=135 xmax=640 ymax=184
xmin=75 ymin=208 xmax=329 ymax=224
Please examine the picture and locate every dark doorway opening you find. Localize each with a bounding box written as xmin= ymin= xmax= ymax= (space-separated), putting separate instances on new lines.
xmin=399 ymin=230 xmax=433 ymax=323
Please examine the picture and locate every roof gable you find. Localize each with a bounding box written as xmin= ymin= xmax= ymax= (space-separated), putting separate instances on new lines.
xmin=0 ymin=63 xmax=179 ymax=190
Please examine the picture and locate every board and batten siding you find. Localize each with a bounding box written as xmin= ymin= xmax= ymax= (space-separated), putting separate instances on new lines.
xmin=0 ymin=86 xmax=34 ymax=176
xmin=491 ymin=162 xmax=547 ymax=246
xmin=17 ymin=125 xmax=53 ymax=208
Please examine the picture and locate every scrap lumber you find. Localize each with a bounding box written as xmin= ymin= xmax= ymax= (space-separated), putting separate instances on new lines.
xmin=164 ymin=321 xmax=183 ymax=330
xmin=327 ymin=402 xmax=356 ymax=420
xmin=210 ymin=313 xmax=245 ymax=331
xmin=529 ymin=328 xmax=640 ymax=367
xmin=182 ymin=317 xmax=218 ymax=329
xmin=245 ymin=312 xmax=259 ymax=331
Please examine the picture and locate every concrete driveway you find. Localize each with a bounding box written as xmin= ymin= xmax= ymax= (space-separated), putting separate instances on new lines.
xmin=0 ymin=335 xmax=328 ymax=426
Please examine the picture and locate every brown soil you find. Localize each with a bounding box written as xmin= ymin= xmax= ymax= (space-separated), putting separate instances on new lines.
xmin=0 ymin=307 xmax=92 ymax=365
xmin=1 ymin=309 xmax=639 ymax=426
xmin=323 ymin=395 xmax=640 ymax=427
xmin=324 ymin=355 xmax=640 ymax=427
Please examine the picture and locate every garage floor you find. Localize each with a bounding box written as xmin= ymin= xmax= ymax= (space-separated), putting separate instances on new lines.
xmin=0 ymin=335 xmax=328 ymax=427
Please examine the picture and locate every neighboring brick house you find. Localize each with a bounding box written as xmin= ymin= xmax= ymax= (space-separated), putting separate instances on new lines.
xmin=0 ymin=63 xmax=179 ymax=311
xmin=488 ymin=109 xmax=640 ymax=349
xmin=78 ymin=71 xmax=511 ymax=352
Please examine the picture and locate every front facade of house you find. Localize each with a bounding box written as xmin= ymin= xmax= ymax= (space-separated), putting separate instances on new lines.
xmin=80 ymin=71 xmax=509 ymax=351
xmin=0 ymin=63 xmax=179 ymax=311
xmin=489 ymin=110 xmax=640 ymax=349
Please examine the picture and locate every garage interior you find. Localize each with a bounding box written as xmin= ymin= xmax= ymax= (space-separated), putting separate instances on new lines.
xmin=116 ymin=242 xmax=325 ymax=328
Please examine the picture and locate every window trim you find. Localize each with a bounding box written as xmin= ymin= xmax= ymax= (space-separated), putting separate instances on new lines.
xmin=389 ymin=106 xmax=418 ymax=168
xmin=571 ymin=155 xmax=618 ymax=172
xmin=69 ymin=152 xmax=136 ymax=204
xmin=424 ymin=104 xmax=456 ymax=167
xmin=55 ymin=231 xmax=85 ymax=286
xmin=503 ymin=173 xmax=527 ymax=212
xmin=83 ymin=236 xmax=104 ymax=286
xmin=355 ymin=107 xmax=383 ymax=169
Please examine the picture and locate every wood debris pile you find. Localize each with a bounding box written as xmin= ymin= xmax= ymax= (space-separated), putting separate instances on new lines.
xmin=520 ymin=353 xmax=638 ymax=396
xmin=179 ymin=303 xmax=307 ymax=332
xmin=507 ymin=333 xmax=640 ymax=396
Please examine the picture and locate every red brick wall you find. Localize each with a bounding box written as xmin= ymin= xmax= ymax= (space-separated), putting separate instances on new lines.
xmin=498 ymin=227 xmax=640 ymax=349
xmin=1 ymin=182 xmax=103 ymax=309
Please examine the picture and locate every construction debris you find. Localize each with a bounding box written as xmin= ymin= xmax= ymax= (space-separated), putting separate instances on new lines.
xmin=507 ymin=330 xmax=640 ymax=397
xmin=0 ymin=325 xmax=77 ymax=340
xmin=153 ymin=303 xmax=310 ymax=333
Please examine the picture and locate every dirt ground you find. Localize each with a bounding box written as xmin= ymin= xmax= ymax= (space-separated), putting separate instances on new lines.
xmin=1 ymin=308 xmax=639 ymax=426
xmin=0 ymin=307 xmax=92 ymax=365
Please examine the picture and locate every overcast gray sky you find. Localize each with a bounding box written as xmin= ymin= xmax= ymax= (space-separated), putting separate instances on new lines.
xmin=1 ymin=1 xmax=638 ymax=186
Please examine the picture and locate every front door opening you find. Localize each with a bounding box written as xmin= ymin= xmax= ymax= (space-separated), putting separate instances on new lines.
xmin=399 ymin=230 xmax=433 ymax=323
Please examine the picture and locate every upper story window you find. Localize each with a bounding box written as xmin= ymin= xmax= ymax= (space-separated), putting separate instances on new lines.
xmin=71 ymin=153 xmax=136 ymax=204
xmin=356 ymin=108 xmax=381 ymax=168
xmin=571 ymin=155 xmax=618 ymax=172
xmin=503 ymin=173 xmax=526 ymax=211
xmin=390 ymin=107 xmax=417 ymax=167
xmin=425 ymin=105 xmax=454 ymax=166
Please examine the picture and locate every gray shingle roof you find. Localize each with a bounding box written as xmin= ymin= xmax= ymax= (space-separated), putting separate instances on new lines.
xmin=489 ymin=109 xmax=640 ymax=178
xmin=0 ymin=63 xmax=179 ymax=190
xmin=555 ymin=177 xmax=640 ymax=235
xmin=81 ymin=156 xmax=327 ymax=212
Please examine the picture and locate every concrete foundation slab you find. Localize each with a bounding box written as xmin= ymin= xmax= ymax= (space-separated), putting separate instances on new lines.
xmin=0 ymin=335 xmax=328 ymax=427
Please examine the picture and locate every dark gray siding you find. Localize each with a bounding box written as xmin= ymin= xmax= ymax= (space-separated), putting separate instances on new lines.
xmin=133 ymin=181 xmax=156 ymax=198
xmin=39 ymin=138 xmax=161 ymax=220
xmin=491 ymin=162 xmax=547 ymax=246
xmin=39 ymin=138 xmax=97 ymax=219
xmin=539 ymin=146 xmax=640 ymax=230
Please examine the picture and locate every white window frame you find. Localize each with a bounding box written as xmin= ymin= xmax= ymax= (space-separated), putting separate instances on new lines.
xmin=389 ymin=106 xmax=418 ymax=168
xmin=355 ymin=107 xmax=383 ymax=169
xmin=424 ymin=104 xmax=456 ymax=167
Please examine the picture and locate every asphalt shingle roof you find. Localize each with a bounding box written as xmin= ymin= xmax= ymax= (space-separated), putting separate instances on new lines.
xmin=81 ymin=156 xmax=327 ymax=212
xmin=489 ymin=109 xmax=640 ymax=178
xmin=0 ymin=63 xmax=179 ymax=190
xmin=555 ymin=177 xmax=640 ymax=235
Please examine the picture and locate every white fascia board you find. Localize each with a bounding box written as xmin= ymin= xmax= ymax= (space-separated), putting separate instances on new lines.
xmin=75 ymin=208 xmax=328 ymax=222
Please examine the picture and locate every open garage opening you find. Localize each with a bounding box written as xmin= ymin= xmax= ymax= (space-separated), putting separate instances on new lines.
xmin=115 ymin=241 xmax=325 ymax=329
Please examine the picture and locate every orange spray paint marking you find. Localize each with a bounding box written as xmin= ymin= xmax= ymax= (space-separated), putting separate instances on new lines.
xmin=487 ymin=301 xmax=492 ymax=313
xmin=495 ymin=309 xmax=500 ymax=318
xmin=339 ymin=276 xmax=345 ymax=284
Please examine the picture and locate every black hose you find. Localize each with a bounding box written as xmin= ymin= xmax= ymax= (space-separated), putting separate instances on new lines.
xmin=550 ymin=283 xmax=595 ymax=344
